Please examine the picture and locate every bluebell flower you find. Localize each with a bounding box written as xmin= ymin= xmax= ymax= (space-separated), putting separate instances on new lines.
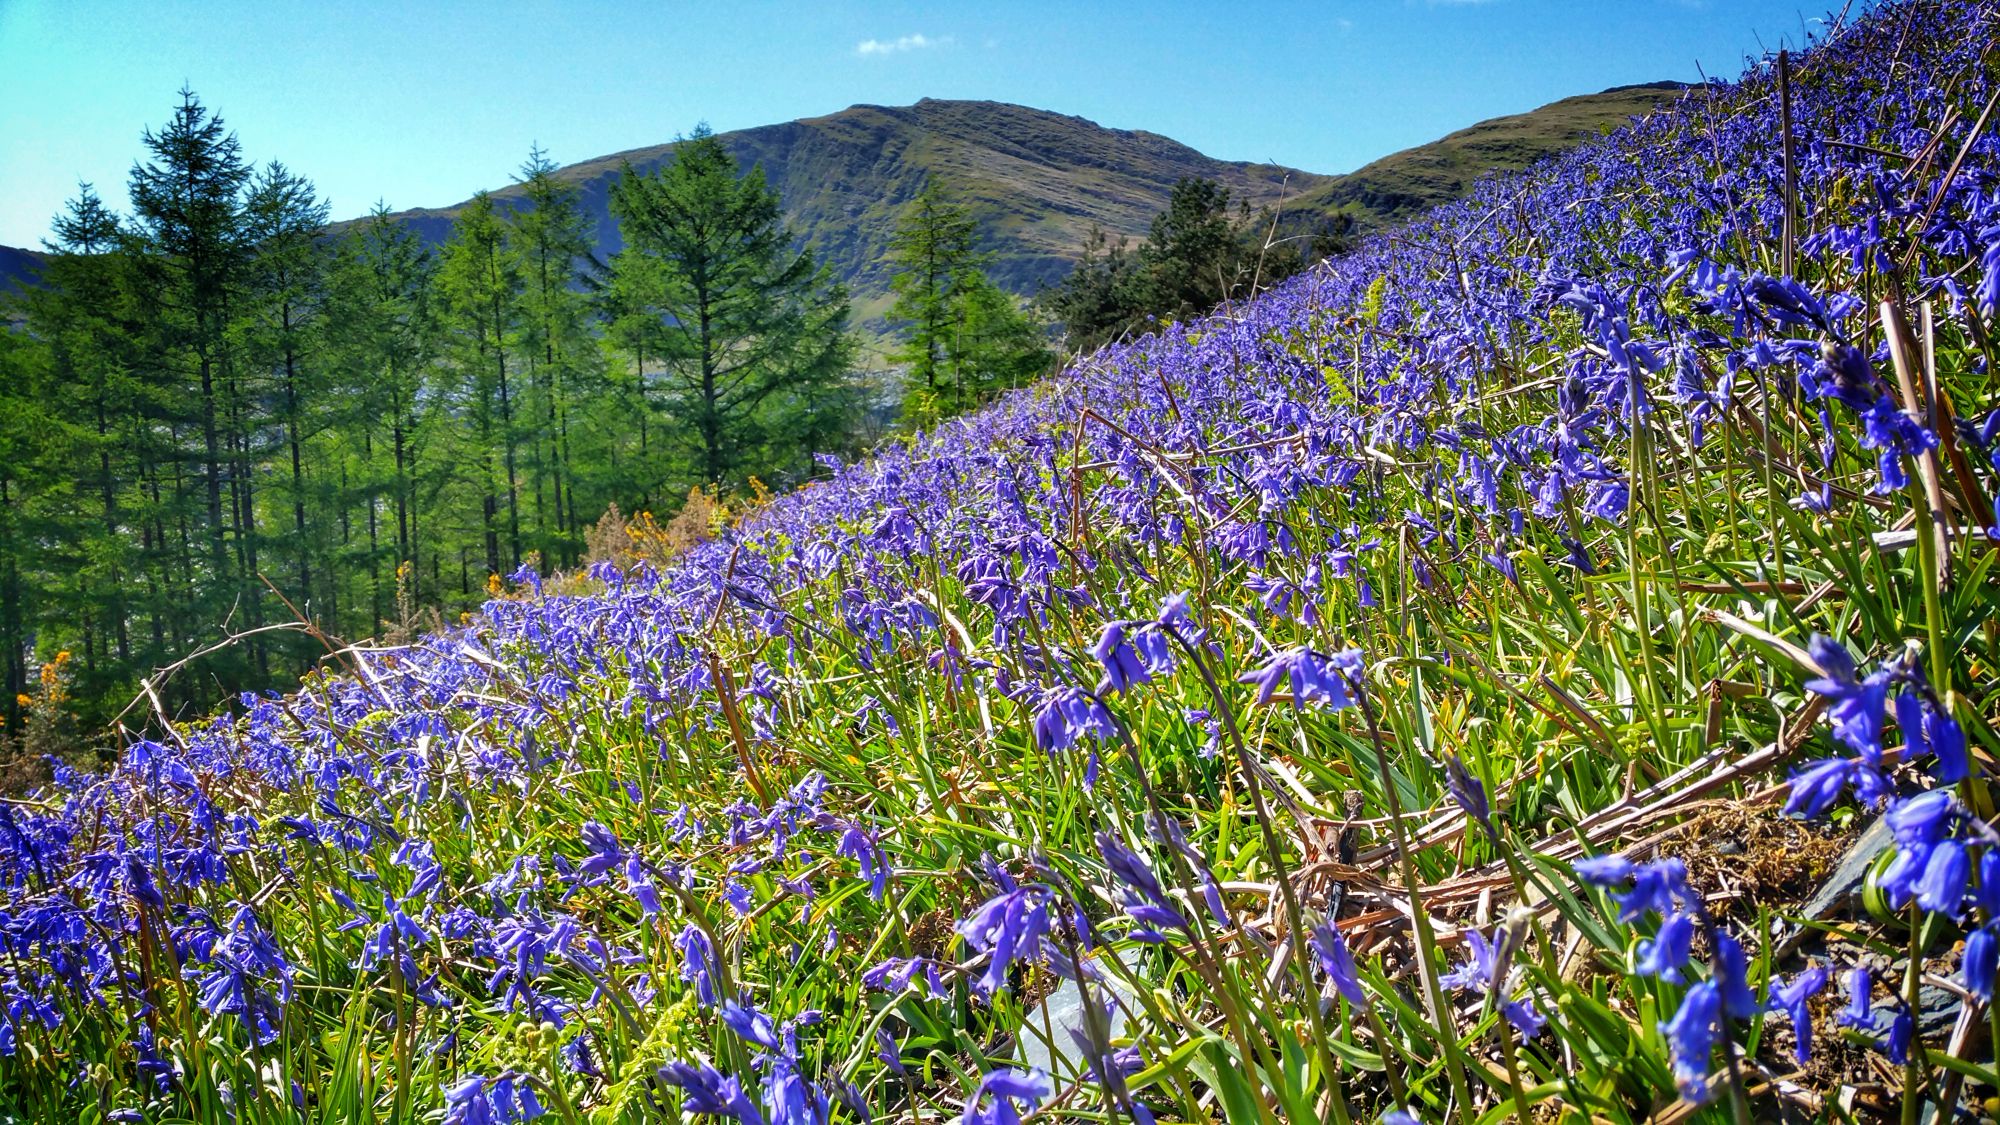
xmin=1613 ymin=859 xmax=1689 ymax=923
xmin=676 ymin=924 xmax=720 ymax=1007
xmin=722 ymin=1002 xmax=781 ymax=1051
xmin=960 ymin=1067 xmax=1050 ymax=1125
xmin=1096 ymin=832 xmax=1186 ymax=938
xmin=1896 ymin=687 xmax=1970 ymax=783
xmin=444 ymin=1073 xmax=547 ymax=1125
xmin=957 ymin=883 xmax=1056 ymax=999
xmin=1916 ymin=838 xmax=1970 ymax=918
xmin=1092 ymin=622 xmax=1151 ymax=695
xmin=1236 ymin=647 xmax=1362 ymax=710
xmin=1837 ymin=967 xmax=1875 ymax=1031
xmin=876 ymin=1027 xmax=907 ymax=1075
xmin=1973 ymin=849 xmax=2000 ymax=917
xmin=1439 ymin=927 xmax=1499 ymax=993
xmin=837 ymin=824 xmax=891 ymax=902
xmin=1499 ymin=994 xmax=1546 ymax=1038
xmin=1712 ymin=933 xmax=1761 ymax=1019
xmin=1768 ymin=965 xmax=1828 ymax=1064
xmin=1309 ymin=918 xmax=1366 ymax=1006
xmin=1444 ymin=754 xmax=1494 ymax=841
xmin=1029 ymin=687 xmax=1116 ymax=754
xmin=1659 ymin=980 xmax=1721 ymax=1103
xmin=1965 ymin=925 xmax=1999 ymax=1001
xmin=1784 ymin=756 xmax=1866 ymax=818
xmin=862 ymin=956 xmax=948 ymax=1001
xmin=1889 ymin=789 xmax=1958 ymax=846
xmin=657 ymin=1059 xmax=764 ymax=1124
xmin=1572 ymin=854 xmax=1635 ymax=885
xmin=1633 ymin=911 xmax=1695 ymax=982
xmin=1803 ymin=635 xmax=1891 ymax=758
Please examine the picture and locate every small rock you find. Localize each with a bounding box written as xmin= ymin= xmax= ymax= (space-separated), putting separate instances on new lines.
xmin=1017 ymin=947 xmax=1139 ymax=1077
xmin=1800 ymin=816 xmax=1892 ymax=922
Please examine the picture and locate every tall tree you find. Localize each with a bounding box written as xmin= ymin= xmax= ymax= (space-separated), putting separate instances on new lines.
xmin=887 ymin=183 xmax=1048 ymax=415
xmin=327 ymin=206 xmax=437 ymax=616
xmin=508 ymin=147 xmax=596 ymax=565
xmin=243 ymin=162 xmax=331 ymax=633
xmin=607 ymin=126 xmax=854 ymax=487
xmin=437 ymin=192 xmax=522 ymax=578
xmin=886 ymin=185 xmax=979 ymax=391
xmin=126 ymin=88 xmax=259 ymax=687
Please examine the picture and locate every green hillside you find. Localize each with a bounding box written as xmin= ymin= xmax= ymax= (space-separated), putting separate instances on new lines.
xmin=1285 ymin=81 xmax=1689 ymax=229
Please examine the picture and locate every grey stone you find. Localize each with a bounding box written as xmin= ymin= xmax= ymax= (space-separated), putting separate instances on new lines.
xmin=1017 ymin=948 xmax=1140 ymax=1078
xmin=1800 ymin=815 xmax=1892 ymax=922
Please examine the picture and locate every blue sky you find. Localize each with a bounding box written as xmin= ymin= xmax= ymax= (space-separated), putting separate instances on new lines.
xmin=0 ymin=0 xmax=1848 ymax=247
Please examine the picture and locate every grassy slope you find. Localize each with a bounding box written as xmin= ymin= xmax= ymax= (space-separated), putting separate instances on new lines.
xmin=8 ymin=6 xmax=1999 ymax=1122
xmin=1286 ymin=82 xmax=1688 ymax=230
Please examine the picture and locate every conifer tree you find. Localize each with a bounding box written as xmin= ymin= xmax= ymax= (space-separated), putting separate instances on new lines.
xmin=126 ymin=88 xmax=260 ymax=686
xmin=607 ymin=126 xmax=855 ymax=487
xmin=887 ymin=184 xmax=979 ymax=391
xmin=437 ymin=191 xmax=522 ymax=579
xmin=887 ymin=183 xmax=1049 ymax=413
xmin=508 ymin=147 xmax=596 ymax=565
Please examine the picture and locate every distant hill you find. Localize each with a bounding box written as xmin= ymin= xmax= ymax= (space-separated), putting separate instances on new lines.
xmin=361 ymin=98 xmax=1336 ymax=328
xmin=2 ymin=86 xmax=1684 ymax=325
xmin=0 ymin=244 xmax=41 ymax=296
xmin=1285 ymin=82 xmax=1689 ymax=230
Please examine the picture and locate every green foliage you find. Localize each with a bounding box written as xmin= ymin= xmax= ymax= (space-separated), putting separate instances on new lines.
xmin=0 ymin=101 xmax=875 ymax=743
xmin=608 ymin=126 xmax=861 ymax=488
xmin=1038 ymin=176 xmax=1335 ymax=351
xmin=886 ymin=183 xmax=1052 ymax=417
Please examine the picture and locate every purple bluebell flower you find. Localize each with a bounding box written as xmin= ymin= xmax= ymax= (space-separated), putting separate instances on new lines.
xmin=876 ymin=1026 xmax=907 ymax=1075
xmin=1572 ymin=854 xmax=1635 ymax=885
xmin=957 ymin=883 xmax=1056 ymax=999
xmin=960 ymin=1067 xmax=1050 ymax=1125
xmin=1768 ymin=965 xmax=1828 ymax=1064
xmin=1803 ymin=636 xmax=1891 ymax=759
xmin=1633 ymin=911 xmax=1695 ymax=982
xmin=1096 ymin=832 xmax=1186 ymax=938
xmin=1309 ymin=919 xmax=1366 ymax=1006
xmin=1965 ymin=925 xmax=1999 ymax=1001
xmin=1712 ymin=933 xmax=1761 ymax=1019
xmin=836 ymin=824 xmax=891 ymax=902
xmin=1439 ymin=927 xmax=1499 ymax=993
xmin=862 ymin=956 xmax=948 ymax=1001
xmin=1896 ymin=687 xmax=1970 ymax=783
xmin=722 ymin=1002 xmax=781 ymax=1051
xmin=657 ymin=1060 xmax=764 ymax=1124
xmin=1784 ymin=756 xmax=1866 ymax=818
xmin=1029 ymin=687 xmax=1116 ymax=753
xmin=444 ymin=1073 xmax=547 ymax=1125
xmin=676 ymin=924 xmax=720 ymax=1007
xmin=1092 ymin=622 xmax=1151 ymax=695
xmin=1236 ymin=646 xmax=1362 ymax=710
xmin=1444 ymin=753 xmax=1494 ymax=840
xmin=1659 ymin=980 xmax=1720 ymax=1103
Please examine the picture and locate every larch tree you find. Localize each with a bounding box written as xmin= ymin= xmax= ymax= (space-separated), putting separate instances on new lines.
xmin=607 ymin=126 xmax=855 ymax=488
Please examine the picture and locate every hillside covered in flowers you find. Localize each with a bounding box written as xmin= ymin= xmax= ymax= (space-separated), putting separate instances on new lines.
xmin=6 ymin=3 xmax=2000 ymax=1122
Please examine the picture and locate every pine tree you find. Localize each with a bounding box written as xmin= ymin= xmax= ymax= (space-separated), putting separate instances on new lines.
xmin=508 ymin=147 xmax=596 ymax=566
xmin=887 ymin=183 xmax=1049 ymax=414
xmin=126 ymin=88 xmax=259 ymax=690
xmin=607 ymin=126 xmax=854 ymax=488
xmin=886 ymin=184 xmax=979 ymax=391
xmin=243 ymin=162 xmax=330 ymax=641
xmin=437 ymin=192 xmax=522 ymax=580
xmin=326 ymin=206 xmax=436 ymax=620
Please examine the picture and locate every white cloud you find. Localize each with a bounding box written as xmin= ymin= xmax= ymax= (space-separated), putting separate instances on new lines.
xmin=856 ymin=33 xmax=952 ymax=57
